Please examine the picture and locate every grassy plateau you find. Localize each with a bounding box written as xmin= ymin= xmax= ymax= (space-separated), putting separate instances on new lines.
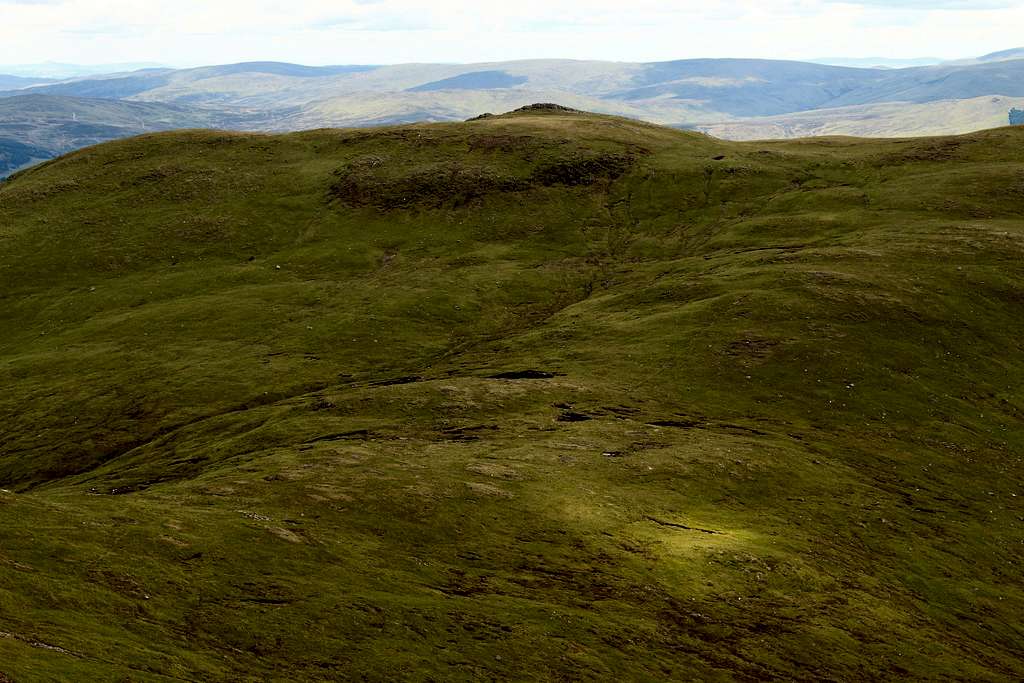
xmin=0 ymin=106 xmax=1022 ymax=680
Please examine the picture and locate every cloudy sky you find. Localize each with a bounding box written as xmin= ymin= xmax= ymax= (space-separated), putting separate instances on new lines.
xmin=0 ymin=0 xmax=1022 ymax=67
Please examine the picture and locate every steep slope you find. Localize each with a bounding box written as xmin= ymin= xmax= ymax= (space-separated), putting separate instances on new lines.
xmin=0 ymin=111 xmax=1022 ymax=680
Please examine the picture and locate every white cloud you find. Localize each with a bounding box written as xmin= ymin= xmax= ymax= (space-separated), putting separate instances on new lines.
xmin=0 ymin=0 xmax=1022 ymax=67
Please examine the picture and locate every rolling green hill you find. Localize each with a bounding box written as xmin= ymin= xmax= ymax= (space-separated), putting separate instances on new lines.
xmin=0 ymin=109 xmax=1022 ymax=680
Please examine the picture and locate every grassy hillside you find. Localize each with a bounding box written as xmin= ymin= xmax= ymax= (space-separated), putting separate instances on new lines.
xmin=0 ymin=109 xmax=1022 ymax=680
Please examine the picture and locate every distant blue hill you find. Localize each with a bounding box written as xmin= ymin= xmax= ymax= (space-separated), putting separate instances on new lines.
xmin=15 ymin=72 xmax=178 ymax=99
xmin=409 ymin=71 xmax=528 ymax=92
xmin=0 ymin=139 xmax=53 ymax=178
xmin=0 ymin=63 xmax=380 ymax=101
xmin=188 ymin=62 xmax=379 ymax=78
xmin=0 ymin=62 xmax=165 ymax=79
xmin=0 ymin=74 xmax=55 ymax=90
xmin=977 ymin=48 xmax=1024 ymax=62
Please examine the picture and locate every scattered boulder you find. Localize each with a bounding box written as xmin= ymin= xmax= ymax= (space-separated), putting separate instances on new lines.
xmin=466 ymin=482 xmax=514 ymax=498
xmin=557 ymin=411 xmax=593 ymax=423
xmin=329 ymin=152 xmax=638 ymax=209
xmin=442 ymin=425 xmax=499 ymax=442
xmin=488 ymin=370 xmax=561 ymax=380
xmin=648 ymin=419 xmax=703 ymax=429
xmin=369 ymin=375 xmax=422 ymax=387
xmin=329 ymin=161 xmax=530 ymax=209
xmin=532 ymin=152 xmax=635 ymax=187
xmin=467 ymin=103 xmax=582 ymax=122
xmin=512 ymin=103 xmax=583 ymax=115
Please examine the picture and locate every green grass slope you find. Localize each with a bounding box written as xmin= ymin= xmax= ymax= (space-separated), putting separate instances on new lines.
xmin=0 ymin=109 xmax=1022 ymax=681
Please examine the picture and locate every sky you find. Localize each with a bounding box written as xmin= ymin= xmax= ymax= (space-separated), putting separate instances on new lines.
xmin=0 ymin=0 xmax=1023 ymax=68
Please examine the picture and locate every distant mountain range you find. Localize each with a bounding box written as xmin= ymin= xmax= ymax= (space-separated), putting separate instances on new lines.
xmin=0 ymin=74 xmax=55 ymax=90
xmin=0 ymin=62 xmax=167 ymax=79
xmin=809 ymin=57 xmax=942 ymax=69
xmin=696 ymin=95 xmax=1024 ymax=140
xmin=0 ymin=94 xmax=261 ymax=176
xmin=949 ymin=47 xmax=1024 ymax=65
xmin=2 ymin=50 xmax=1024 ymax=176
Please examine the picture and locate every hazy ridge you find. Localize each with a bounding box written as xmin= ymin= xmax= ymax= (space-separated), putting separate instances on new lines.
xmin=3 ymin=52 xmax=1024 ymax=175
